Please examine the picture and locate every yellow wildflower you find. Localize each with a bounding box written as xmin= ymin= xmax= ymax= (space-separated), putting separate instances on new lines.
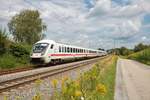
xmin=62 ymin=86 xmax=67 ymax=94
xmin=32 ymin=92 xmax=41 ymax=100
xmin=51 ymin=79 xmax=58 ymax=88
xmin=35 ymin=78 xmax=42 ymax=87
xmin=61 ymin=76 xmax=69 ymax=87
xmin=96 ymin=83 xmax=107 ymax=95
xmin=74 ymin=90 xmax=82 ymax=97
xmin=3 ymin=96 xmax=8 ymax=100
xmin=74 ymin=80 xmax=80 ymax=88
xmin=15 ymin=96 xmax=22 ymax=100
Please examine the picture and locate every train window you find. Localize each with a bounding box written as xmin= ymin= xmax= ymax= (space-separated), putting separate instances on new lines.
xmin=50 ymin=44 xmax=54 ymax=49
xmin=73 ymin=48 xmax=75 ymax=53
xmin=62 ymin=47 xmax=64 ymax=52
xmin=59 ymin=46 xmax=61 ymax=52
xmin=65 ymin=47 xmax=67 ymax=52
xmin=70 ymin=48 xmax=72 ymax=53
xmin=67 ymin=47 xmax=69 ymax=52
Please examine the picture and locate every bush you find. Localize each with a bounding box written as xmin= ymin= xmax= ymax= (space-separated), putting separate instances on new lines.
xmin=9 ymin=43 xmax=31 ymax=64
xmin=0 ymin=54 xmax=16 ymax=69
xmin=10 ymin=43 xmax=30 ymax=57
xmin=0 ymin=28 xmax=9 ymax=55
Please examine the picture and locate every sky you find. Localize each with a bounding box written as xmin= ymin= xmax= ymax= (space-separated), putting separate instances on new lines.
xmin=0 ymin=0 xmax=150 ymax=50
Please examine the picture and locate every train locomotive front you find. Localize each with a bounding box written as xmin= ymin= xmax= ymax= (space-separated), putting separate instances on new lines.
xmin=30 ymin=40 xmax=55 ymax=64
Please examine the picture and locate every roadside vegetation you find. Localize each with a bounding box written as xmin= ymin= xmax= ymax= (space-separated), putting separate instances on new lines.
xmin=127 ymin=48 xmax=150 ymax=65
xmin=108 ymin=43 xmax=150 ymax=65
xmin=0 ymin=9 xmax=46 ymax=70
xmin=31 ymin=56 xmax=117 ymax=100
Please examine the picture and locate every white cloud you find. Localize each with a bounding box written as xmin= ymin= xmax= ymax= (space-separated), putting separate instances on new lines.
xmin=0 ymin=0 xmax=149 ymax=49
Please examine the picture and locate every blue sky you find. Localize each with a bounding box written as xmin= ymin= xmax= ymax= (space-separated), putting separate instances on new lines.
xmin=0 ymin=0 xmax=150 ymax=49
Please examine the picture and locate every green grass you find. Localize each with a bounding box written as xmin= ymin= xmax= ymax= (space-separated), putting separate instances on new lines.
xmin=0 ymin=53 xmax=31 ymax=70
xmin=127 ymin=48 xmax=150 ymax=65
xmin=100 ymin=56 xmax=117 ymax=100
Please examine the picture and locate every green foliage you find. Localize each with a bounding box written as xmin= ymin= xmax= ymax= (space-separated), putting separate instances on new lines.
xmin=134 ymin=43 xmax=149 ymax=52
xmin=0 ymin=28 xmax=9 ymax=55
xmin=0 ymin=54 xmax=16 ymax=69
xmin=128 ymin=48 xmax=150 ymax=65
xmin=0 ymin=43 xmax=32 ymax=69
xmin=9 ymin=43 xmax=31 ymax=64
xmin=10 ymin=43 xmax=30 ymax=57
xmin=108 ymin=47 xmax=133 ymax=56
xmin=8 ymin=9 xmax=46 ymax=44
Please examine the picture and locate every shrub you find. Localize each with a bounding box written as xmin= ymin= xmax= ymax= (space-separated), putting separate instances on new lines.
xmin=10 ymin=43 xmax=30 ymax=57
xmin=0 ymin=54 xmax=16 ymax=69
xmin=9 ymin=43 xmax=31 ymax=64
xmin=0 ymin=28 xmax=9 ymax=55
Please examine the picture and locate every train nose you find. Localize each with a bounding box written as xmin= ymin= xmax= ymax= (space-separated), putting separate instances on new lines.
xmin=30 ymin=58 xmax=45 ymax=64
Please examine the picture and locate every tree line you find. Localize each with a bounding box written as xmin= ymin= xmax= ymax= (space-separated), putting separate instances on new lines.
xmin=107 ymin=43 xmax=150 ymax=56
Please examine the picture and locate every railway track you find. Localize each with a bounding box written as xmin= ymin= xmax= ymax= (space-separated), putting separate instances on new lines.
xmin=0 ymin=56 xmax=107 ymax=93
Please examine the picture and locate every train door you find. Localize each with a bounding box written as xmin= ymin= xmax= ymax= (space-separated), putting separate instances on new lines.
xmin=45 ymin=43 xmax=55 ymax=63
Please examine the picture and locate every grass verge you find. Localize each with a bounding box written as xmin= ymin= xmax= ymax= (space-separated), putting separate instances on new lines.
xmin=127 ymin=48 xmax=150 ymax=65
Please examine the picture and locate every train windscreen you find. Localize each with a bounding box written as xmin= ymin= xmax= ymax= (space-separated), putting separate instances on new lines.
xmin=33 ymin=43 xmax=49 ymax=53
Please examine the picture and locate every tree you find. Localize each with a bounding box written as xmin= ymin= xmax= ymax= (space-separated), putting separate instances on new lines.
xmin=0 ymin=28 xmax=9 ymax=54
xmin=134 ymin=43 xmax=149 ymax=52
xmin=98 ymin=48 xmax=105 ymax=51
xmin=8 ymin=10 xmax=46 ymax=44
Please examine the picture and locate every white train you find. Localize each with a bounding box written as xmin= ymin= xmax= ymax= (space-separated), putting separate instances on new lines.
xmin=30 ymin=40 xmax=107 ymax=64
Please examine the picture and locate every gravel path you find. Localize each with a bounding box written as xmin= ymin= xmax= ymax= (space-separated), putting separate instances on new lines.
xmin=115 ymin=58 xmax=150 ymax=100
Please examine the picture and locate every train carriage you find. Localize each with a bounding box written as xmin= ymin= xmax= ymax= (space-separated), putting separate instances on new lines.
xmin=30 ymin=40 xmax=107 ymax=64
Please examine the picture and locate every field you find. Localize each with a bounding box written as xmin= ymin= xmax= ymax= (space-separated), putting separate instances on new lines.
xmin=127 ymin=48 xmax=150 ymax=65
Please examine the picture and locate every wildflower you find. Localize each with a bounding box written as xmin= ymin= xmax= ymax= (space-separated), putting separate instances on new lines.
xmin=3 ymin=96 xmax=8 ymax=100
xmin=51 ymin=79 xmax=58 ymax=88
xmin=81 ymin=96 xmax=84 ymax=100
xmin=32 ymin=92 xmax=41 ymax=100
xmin=96 ymin=83 xmax=107 ymax=95
xmin=35 ymin=78 xmax=42 ymax=87
xmin=15 ymin=96 xmax=22 ymax=100
xmin=74 ymin=90 xmax=82 ymax=97
xmin=62 ymin=86 xmax=67 ymax=94
xmin=74 ymin=80 xmax=80 ymax=88
xmin=63 ymin=76 xmax=69 ymax=81
xmin=61 ymin=76 xmax=69 ymax=87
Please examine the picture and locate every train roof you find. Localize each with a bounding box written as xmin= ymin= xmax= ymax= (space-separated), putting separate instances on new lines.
xmin=36 ymin=40 xmax=56 ymax=44
xmin=36 ymin=39 xmax=105 ymax=52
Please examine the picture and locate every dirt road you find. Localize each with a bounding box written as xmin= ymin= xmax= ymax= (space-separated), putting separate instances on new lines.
xmin=114 ymin=58 xmax=150 ymax=100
